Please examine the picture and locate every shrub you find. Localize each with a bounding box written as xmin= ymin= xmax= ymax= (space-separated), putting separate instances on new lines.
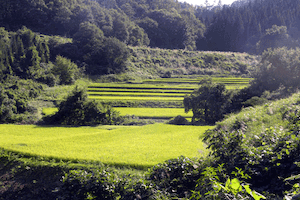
xmin=168 ymin=115 xmax=189 ymax=125
xmin=60 ymin=169 xmax=116 ymax=200
xmin=44 ymin=87 xmax=122 ymax=126
xmin=52 ymin=56 xmax=81 ymax=85
xmin=148 ymin=156 xmax=204 ymax=198
xmin=202 ymin=100 xmax=300 ymax=196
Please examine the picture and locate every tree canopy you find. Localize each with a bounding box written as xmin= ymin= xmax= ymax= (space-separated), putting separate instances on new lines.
xmin=184 ymin=81 xmax=229 ymax=124
xmin=45 ymin=87 xmax=121 ymax=126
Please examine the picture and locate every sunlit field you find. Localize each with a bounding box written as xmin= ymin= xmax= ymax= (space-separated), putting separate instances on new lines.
xmin=0 ymin=124 xmax=213 ymax=167
xmin=43 ymin=107 xmax=193 ymax=119
xmin=115 ymin=107 xmax=192 ymax=118
xmin=87 ymin=77 xmax=251 ymax=102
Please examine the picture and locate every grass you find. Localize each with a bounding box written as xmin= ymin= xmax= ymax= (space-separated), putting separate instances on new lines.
xmin=42 ymin=107 xmax=192 ymax=119
xmin=86 ymin=77 xmax=250 ymax=103
xmin=115 ymin=107 xmax=192 ymax=118
xmin=217 ymin=92 xmax=300 ymax=139
xmin=0 ymin=124 xmax=213 ymax=168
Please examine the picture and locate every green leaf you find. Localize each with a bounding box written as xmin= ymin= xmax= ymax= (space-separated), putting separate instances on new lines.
xmin=225 ymin=178 xmax=231 ymax=190
xmin=243 ymin=184 xmax=266 ymax=200
xmin=230 ymin=178 xmax=242 ymax=195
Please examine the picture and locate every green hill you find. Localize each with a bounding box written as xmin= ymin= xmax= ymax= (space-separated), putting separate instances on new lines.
xmin=100 ymin=46 xmax=259 ymax=81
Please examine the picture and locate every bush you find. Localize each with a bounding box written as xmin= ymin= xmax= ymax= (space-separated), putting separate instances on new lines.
xmin=168 ymin=115 xmax=189 ymax=125
xmin=60 ymin=169 xmax=160 ymax=200
xmin=202 ymin=101 xmax=300 ymax=196
xmin=52 ymin=56 xmax=81 ymax=85
xmin=0 ymin=77 xmax=43 ymax=123
xmin=44 ymin=87 xmax=122 ymax=126
xmin=60 ymin=169 xmax=116 ymax=200
xmin=148 ymin=156 xmax=204 ymax=198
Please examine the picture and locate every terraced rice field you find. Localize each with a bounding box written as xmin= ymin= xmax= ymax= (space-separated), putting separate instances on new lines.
xmin=87 ymin=76 xmax=251 ymax=104
xmin=42 ymin=107 xmax=193 ymax=120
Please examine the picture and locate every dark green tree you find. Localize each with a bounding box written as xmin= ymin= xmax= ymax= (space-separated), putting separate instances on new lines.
xmin=47 ymin=87 xmax=121 ymax=126
xmin=100 ymin=37 xmax=130 ymax=74
xmin=184 ymin=82 xmax=229 ymax=124
xmin=24 ymin=46 xmax=41 ymax=79
xmin=252 ymin=47 xmax=300 ymax=93
xmin=256 ymin=25 xmax=292 ymax=53
xmin=73 ymin=22 xmax=105 ymax=55
xmin=0 ymin=87 xmax=16 ymax=123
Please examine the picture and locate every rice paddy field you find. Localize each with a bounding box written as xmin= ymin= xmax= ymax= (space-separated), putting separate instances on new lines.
xmin=43 ymin=76 xmax=251 ymax=119
xmin=87 ymin=76 xmax=251 ymax=105
xmin=115 ymin=107 xmax=192 ymax=119
xmin=0 ymin=124 xmax=213 ymax=168
xmin=22 ymin=76 xmax=250 ymax=167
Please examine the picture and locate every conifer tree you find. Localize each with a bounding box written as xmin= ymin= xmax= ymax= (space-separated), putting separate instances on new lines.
xmin=16 ymin=36 xmax=25 ymax=58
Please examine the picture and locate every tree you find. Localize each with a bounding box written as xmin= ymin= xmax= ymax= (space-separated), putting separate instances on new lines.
xmin=100 ymin=37 xmax=130 ymax=74
xmin=256 ymin=25 xmax=292 ymax=53
xmin=52 ymin=55 xmax=80 ymax=85
xmin=73 ymin=22 xmax=104 ymax=55
xmin=24 ymin=46 xmax=41 ymax=79
xmin=184 ymin=81 xmax=229 ymax=124
xmin=46 ymin=87 xmax=121 ymax=126
xmin=252 ymin=47 xmax=300 ymax=93
xmin=0 ymin=87 xmax=16 ymax=123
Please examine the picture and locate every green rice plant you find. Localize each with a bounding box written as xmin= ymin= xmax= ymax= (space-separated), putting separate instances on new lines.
xmin=0 ymin=124 xmax=213 ymax=167
xmin=115 ymin=107 xmax=192 ymax=118
xmin=87 ymin=88 xmax=193 ymax=94
xmin=87 ymin=92 xmax=186 ymax=97
xmin=88 ymin=95 xmax=184 ymax=101
xmin=89 ymin=83 xmax=196 ymax=90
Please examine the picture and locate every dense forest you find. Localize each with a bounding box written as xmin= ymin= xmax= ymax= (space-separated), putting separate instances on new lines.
xmin=1 ymin=0 xmax=300 ymax=53
xmin=0 ymin=0 xmax=299 ymax=79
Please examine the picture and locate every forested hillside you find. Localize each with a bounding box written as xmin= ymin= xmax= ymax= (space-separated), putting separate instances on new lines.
xmin=1 ymin=0 xmax=300 ymax=54
xmin=199 ymin=0 xmax=300 ymax=53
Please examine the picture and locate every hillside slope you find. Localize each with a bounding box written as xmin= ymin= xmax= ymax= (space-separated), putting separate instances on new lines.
xmin=203 ymin=91 xmax=300 ymax=195
xmin=101 ymin=46 xmax=259 ymax=81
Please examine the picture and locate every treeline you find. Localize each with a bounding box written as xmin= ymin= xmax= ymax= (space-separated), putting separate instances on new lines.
xmin=197 ymin=0 xmax=300 ymax=53
xmin=2 ymin=0 xmax=300 ymax=54
xmin=0 ymin=0 xmax=204 ymax=50
xmin=0 ymin=27 xmax=81 ymax=85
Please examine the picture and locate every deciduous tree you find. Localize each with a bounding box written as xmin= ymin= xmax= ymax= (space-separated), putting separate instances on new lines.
xmin=184 ymin=81 xmax=229 ymax=124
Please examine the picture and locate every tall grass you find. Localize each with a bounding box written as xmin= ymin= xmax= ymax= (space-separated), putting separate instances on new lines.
xmin=217 ymin=92 xmax=300 ymax=138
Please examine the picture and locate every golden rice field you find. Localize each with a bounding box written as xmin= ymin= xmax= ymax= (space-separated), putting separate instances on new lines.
xmin=0 ymin=124 xmax=213 ymax=167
